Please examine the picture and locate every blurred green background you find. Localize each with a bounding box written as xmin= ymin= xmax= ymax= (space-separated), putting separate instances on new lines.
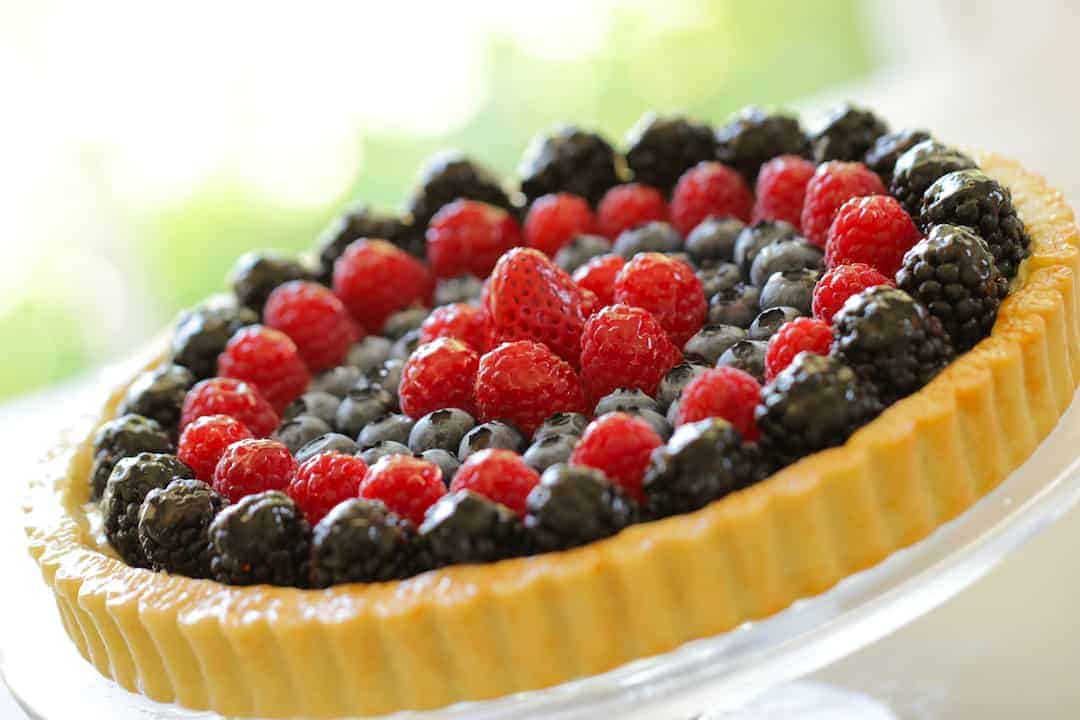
xmin=2 ymin=0 xmax=879 ymax=402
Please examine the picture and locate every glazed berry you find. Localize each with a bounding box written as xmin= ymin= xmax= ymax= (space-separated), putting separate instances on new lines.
xmin=295 ymin=433 xmax=360 ymax=464
xmin=208 ymin=491 xmax=311 ymax=587
xmin=596 ymin=183 xmax=669 ymax=240
xmin=407 ymin=408 xmax=476 ymax=454
xmin=800 ymin=161 xmax=886 ymax=248
xmin=358 ymin=413 xmax=415 ymax=449
xmin=593 ymin=387 xmax=659 ymax=416
xmin=523 ymin=193 xmax=595 ymax=257
xmin=212 ymin=438 xmax=297 ymax=503
xmin=522 ymin=433 xmax=579 ymax=473
xmin=346 ymin=336 xmax=394 ymax=374
xmin=138 ymin=478 xmax=227 ymax=578
xmin=715 ymin=106 xmax=809 ymax=183
xmin=553 ymin=233 xmax=613 ymax=273
xmin=683 ymin=324 xmax=748 ymax=366
xmin=335 ymin=386 xmax=396 ymax=437
xmin=399 ymin=339 xmax=479 ymax=419
xmin=178 ymin=414 xmax=253 ymax=481
xmin=264 ymin=281 xmax=358 ymax=372
xmin=484 ymin=248 xmax=594 ymax=366
xmin=579 ymin=304 xmax=682 ymax=406
xmin=643 ymin=418 xmax=761 ymax=518
xmin=406 ymin=152 xmax=514 ymax=231
xmin=717 ymin=339 xmax=768 ymax=383
xmin=764 ymin=317 xmax=833 ymax=381
xmin=283 ymin=391 xmax=341 ymax=426
xmin=218 ymin=325 xmax=311 ymax=414
xmin=669 ymin=162 xmax=754 ymax=236
xmin=534 ymin=412 xmax=590 ymax=442
xmin=889 ymin=140 xmax=977 ymax=217
xmin=897 ymin=224 xmax=1007 ymax=351
xmin=382 ymin=307 xmax=428 ymax=340
xmin=310 ymin=499 xmax=421 ymax=586
xmin=390 ymin=329 xmax=422 ymax=361
xmin=570 ymin=412 xmax=662 ymax=502
xmin=475 ymin=340 xmax=585 ymax=437
xmin=625 ymin=113 xmax=718 ymax=195
xmin=708 ymin=283 xmax=762 ymax=328
xmin=656 ymin=361 xmax=708 ymax=411
xmin=426 ymin=199 xmax=522 ymax=279
xmin=863 ymin=128 xmax=931 ymax=185
xmin=812 ymin=263 xmax=894 ymax=324
xmin=759 ymin=270 xmax=819 ymax=315
xmin=752 ymin=155 xmax=816 ymax=226
xmin=90 ymin=414 xmax=174 ymax=500
xmin=315 ymin=204 xmax=416 ymax=281
xmin=458 ymin=421 xmax=524 ymax=462
xmin=273 ymin=415 xmax=333 ymax=454
xmin=749 ymin=238 xmax=824 ymax=287
xmin=733 ymin=220 xmax=799 ymax=275
xmin=673 ymin=366 xmax=761 ymax=440
xmin=756 ymin=352 xmax=882 ymax=466
xmin=832 ymin=286 xmax=954 ymax=405
xmin=419 ymin=302 xmax=488 ymax=352
xmin=287 ymin=452 xmax=369 ymax=525
xmin=360 ymin=441 xmax=413 ymax=466
xmin=229 ymin=251 xmax=313 ymax=314
xmin=518 ymin=126 xmax=621 ymax=206
xmin=333 ymin=239 xmax=434 ymax=335
xmin=824 ymin=195 xmax=921 ymax=277
xmin=920 ymin=169 xmax=1030 ymax=279
xmin=526 ymin=464 xmax=638 ymax=552
xmin=434 ymin=274 xmax=484 ymax=306
xmin=449 ymin=448 xmax=540 ymax=516
xmin=572 ymin=253 xmax=625 ymax=307
xmin=614 ymin=252 xmax=706 ymax=346
xmin=810 ymin=104 xmax=888 ymax=163
xmin=686 ymin=217 xmax=744 ymax=267
xmin=180 ymin=377 xmax=279 ymax=438
xmin=359 ymin=454 xmax=446 ymax=525
xmin=103 ymin=453 xmax=194 ymax=567
xmin=697 ymin=263 xmax=742 ymax=298
xmin=119 ymin=364 xmax=195 ymax=436
xmin=612 ymin=221 xmax=683 ymax=258
xmin=171 ymin=299 xmax=259 ymax=379
xmin=749 ymin=306 xmax=805 ymax=341
xmin=420 ymin=490 xmax=529 ymax=565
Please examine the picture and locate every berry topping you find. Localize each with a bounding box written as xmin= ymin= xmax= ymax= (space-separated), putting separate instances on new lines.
xmin=208 ymin=491 xmax=311 ymax=587
xmin=524 ymin=193 xmax=595 ymax=257
xmin=138 ymin=478 xmax=227 ymax=578
xmin=426 ymin=199 xmax=522 ymax=279
xmin=399 ymin=338 xmax=480 ymax=419
xmin=580 ymin=304 xmax=682 ymax=406
xmin=518 ymin=126 xmax=621 ymax=206
xmin=752 ymin=154 xmax=816 ymax=226
xmin=217 ymin=325 xmax=311 ymax=414
xmin=625 ymin=113 xmax=718 ymax=194
xmin=811 ymin=263 xmax=894 ymax=324
xmin=764 ymin=317 xmax=834 ymax=381
xmin=310 ymin=499 xmax=422 ymax=586
xmin=315 ymin=204 xmax=416 ymax=281
xmin=407 ymin=408 xmax=477 ymax=454
xmin=673 ymin=366 xmax=762 ymax=440
xmin=715 ymin=106 xmax=810 ymax=183
xmin=90 ymin=414 xmax=174 ymax=500
xmin=800 ymin=161 xmax=886 ymax=248
xmin=119 ymin=364 xmax=195 ymax=436
xmin=333 ymin=239 xmax=434 ymax=334
xmin=596 ymin=183 xmax=669 ymax=240
xmin=171 ymin=299 xmax=259 ymax=380
xmin=889 ymin=140 xmax=976 ymax=217
xmin=420 ymin=490 xmax=529 ymax=565
xmin=686 ymin=217 xmax=744 ymax=267
xmin=287 ymin=452 xmax=369 ymax=525
xmin=863 ymin=129 xmax=931 ymax=186
xmin=475 ymin=340 xmax=585 ymax=436
xmin=406 ymin=152 xmax=514 ymax=231
xmin=458 ymin=420 xmax=524 ymax=462
xmin=178 ymin=414 xmax=254 ymax=482
xmin=809 ymin=104 xmax=888 ymax=163
xmin=614 ymin=252 xmax=706 ymax=346
xmin=419 ymin=302 xmax=489 ymax=352
xmin=180 ymin=377 xmax=279 ymax=438
xmin=103 ymin=452 xmax=194 ymax=567
xmin=359 ymin=454 xmax=446 ymax=525
xmin=264 ymin=281 xmax=358 ymax=372
xmin=525 ymin=464 xmax=638 ymax=552
xmin=570 ymin=412 xmax=662 ymax=502
xmin=670 ymin=161 xmax=754 ymax=235
xmin=229 ymin=252 xmax=313 ymax=314
xmin=824 ymin=194 xmax=921 ymax=277
xmin=212 ymin=438 xmax=297 ymax=503
xmin=449 ymin=448 xmax=540 ymax=516
xmin=572 ymin=253 xmax=625 ymax=307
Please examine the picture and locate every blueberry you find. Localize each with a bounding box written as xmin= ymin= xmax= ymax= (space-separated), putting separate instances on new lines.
xmin=629 ymin=407 xmax=672 ymax=440
xmin=335 ymin=386 xmax=396 ymax=437
xmin=458 ymin=421 xmax=524 ymax=462
xmin=346 ymin=336 xmax=393 ymax=374
xmin=554 ymin=234 xmax=612 ymax=273
xmin=683 ymin=324 xmax=748 ymax=365
xmin=613 ymin=221 xmax=682 ymax=259
xmin=656 ymin=361 xmax=708 ymax=411
xmin=435 ymin=275 xmax=484 ymax=306
xmin=358 ymin=413 xmax=415 ymax=449
xmin=717 ymin=340 xmax=767 ymax=382
xmin=420 ymin=448 xmax=461 ymax=485
xmin=408 ymin=408 xmax=476 ymax=453
xmin=533 ymin=412 xmax=590 ymax=442
xmin=390 ymin=329 xmax=422 ymax=361
xmin=295 ymin=433 xmax=360 ymax=464
xmin=708 ymin=283 xmax=761 ymax=328
xmin=748 ymin=238 xmax=824 ymax=287
xmin=697 ymin=262 xmax=742 ymax=297
xmin=594 ymin=388 xmax=658 ymax=416
xmin=749 ymin=306 xmax=804 ymax=341
xmin=733 ymin=220 xmax=798 ymax=275
xmin=310 ymin=365 xmax=364 ymax=398
xmin=360 ymin=441 xmax=413 ymax=465
xmin=759 ymin=269 xmax=820 ymax=314
xmin=367 ymin=359 xmax=404 ymax=401
xmin=283 ymin=391 xmax=341 ymax=425
xmin=523 ymin=433 xmax=579 ymax=473
xmin=382 ymin=307 xmax=428 ymax=340
xmin=666 ymin=398 xmax=682 ymax=426
xmin=686 ymin=217 xmax=744 ymax=267
xmin=274 ymin=415 xmax=334 ymax=454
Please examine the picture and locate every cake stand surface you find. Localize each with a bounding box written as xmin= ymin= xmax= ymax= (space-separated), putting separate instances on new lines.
xmin=2 ymin=371 xmax=1078 ymax=719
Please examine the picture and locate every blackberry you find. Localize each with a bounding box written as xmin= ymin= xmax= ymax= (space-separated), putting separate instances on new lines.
xmin=295 ymin=433 xmax=359 ymax=464
xmin=390 ymin=328 xmax=422 ymax=362
xmin=716 ymin=340 xmax=767 ymax=383
xmin=229 ymin=251 xmax=313 ymax=314
xmin=406 ymin=152 xmax=515 ymax=231
xmin=749 ymin=307 xmax=804 ymax=341
xmin=624 ymin=113 xmax=719 ymax=195
xmin=309 ymin=499 xmax=421 ymax=586
xmin=345 ymin=336 xmax=394 ymax=374
xmin=171 ymin=299 xmax=259 ymax=379
xmin=420 ymin=491 xmax=529 ymax=566
xmin=832 ymin=286 xmax=954 ymax=405
xmin=435 ymin=275 xmax=484 ymax=306
xmin=897 ymin=224 xmax=1007 ymax=351
xmin=759 ymin=269 xmax=820 ymax=315
xmin=533 ymin=412 xmax=590 ymax=442
xmin=310 ymin=365 xmax=364 ymax=398
xmin=420 ymin=448 xmax=460 ymax=486
xmin=382 ymin=308 xmax=429 ymax=340
xmin=864 ymin=128 xmax=931 ymax=185
xmin=518 ymin=126 xmax=622 ymax=206
xmin=756 ymin=353 xmax=882 ymax=466
xmin=458 ymin=421 xmax=523 ymax=462
xmin=656 ymin=361 xmax=708 ymax=411
xmin=613 ymin=221 xmax=683 ymax=258
xmin=715 ymin=106 xmax=810 ymax=183
xmin=686 ymin=218 xmax=744 ymax=267
xmin=748 ymin=239 xmax=823 ymax=288
xmin=408 ymin=408 xmax=476 ymax=453
xmin=683 ymin=324 xmax=747 ymax=365
xmin=594 ymin=388 xmax=658 ymax=417
xmin=316 ymin=205 xmax=417 ymax=281
xmin=697 ymin=262 xmax=742 ymax=297
xmin=525 ymin=464 xmax=638 ymax=551
xmin=889 ymin=140 xmax=977 ymax=217
xmin=920 ymin=169 xmax=1030 ymax=279
xmin=733 ymin=221 xmax=799 ymax=276
xmin=283 ymin=391 xmax=341 ymax=426
xmin=522 ymin=433 xmax=579 ymax=473
xmin=138 ymin=478 xmax=226 ymax=578
xmin=809 ymin=104 xmax=888 ymax=164
xmin=335 ymin=386 xmax=395 ymax=437
xmin=102 ymin=452 xmax=194 ymax=567
xmin=642 ymin=418 xmax=758 ymax=518
xmin=90 ymin=414 xmax=174 ymax=500
xmin=119 ymin=364 xmax=194 ymax=436
xmin=708 ymin=283 xmax=761 ymax=328
xmin=359 ymin=441 xmax=413 ymax=466
xmin=273 ymin=415 xmax=333 ymax=454
xmin=208 ymin=491 xmax=311 ymax=587
xmin=553 ymin=234 xmax=613 ymax=273
xmin=358 ymin=413 xmax=415 ymax=449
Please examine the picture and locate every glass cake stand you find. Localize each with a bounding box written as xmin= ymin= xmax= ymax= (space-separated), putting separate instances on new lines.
xmin=2 ymin=368 xmax=1078 ymax=719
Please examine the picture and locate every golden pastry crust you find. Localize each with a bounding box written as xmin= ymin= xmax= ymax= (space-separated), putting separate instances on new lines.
xmin=24 ymin=153 xmax=1080 ymax=717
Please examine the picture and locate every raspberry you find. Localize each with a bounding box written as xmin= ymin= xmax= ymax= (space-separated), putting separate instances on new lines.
xmin=614 ymin=252 xmax=706 ymax=346
xmin=570 ymin=413 xmax=661 ymax=502
xmin=580 ymin=304 xmax=682 ymax=406
xmin=596 ymin=183 xmax=668 ymax=240
xmin=426 ymin=199 xmax=522 ymax=279
xmin=669 ymin=162 xmax=754 ymax=236
xmin=449 ymin=448 xmax=540 ymax=516
xmin=572 ymin=253 xmax=625 ymax=307
xmin=358 ymin=454 xmax=446 ymax=525
xmin=811 ymin=263 xmax=894 ymax=324
xmin=217 ymin=325 xmax=311 ymax=414
xmin=752 ymin=155 xmax=815 ymax=226
xmin=523 ymin=193 xmax=595 ymax=257
xmin=825 ymin=195 xmax=921 ymax=276
xmin=287 ymin=452 xmax=369 ymax=525
xmin=764 ymin=318 xmax=833 ymax=382
xmin=178 ymin=414 xmax=254 ymax=481
xmin=263 ymin=281 xmax=359 ymax=371
xmin=333 ymin=239 xmax=434 ymax=334
xmin=419 ymin=302 xmax=488 ymax=352
xmin=180 ymin=377 xmax=279 ymax=438
xmin=673 ymin=367 xmax=762 ymax=440
xmin=475 ymin=340 xmax=585 ymax=436
xmin=398 ymin=338 xmax=479 ymax=419
xmin=212 ymin=438 xmax=298 ymax=503
xmin=800 ymin=161 xmax=885 ymax=248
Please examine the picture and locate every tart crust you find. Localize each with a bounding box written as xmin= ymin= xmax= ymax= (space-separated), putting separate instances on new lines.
xmin=23 ymin=153 xmax=1080 ymax=717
